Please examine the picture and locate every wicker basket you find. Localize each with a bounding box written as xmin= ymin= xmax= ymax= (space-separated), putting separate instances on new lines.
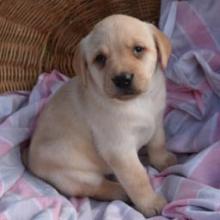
xmin=0 ymin=0 xmax=160 ymax=93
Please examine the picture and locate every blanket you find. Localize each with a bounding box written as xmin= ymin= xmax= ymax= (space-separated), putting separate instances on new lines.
xmin=0 ymin=1 xmax=220 ymax=219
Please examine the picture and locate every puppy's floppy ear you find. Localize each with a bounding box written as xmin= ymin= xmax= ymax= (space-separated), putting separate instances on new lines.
xmin=150 ymin=24 xmax=172 ymax=70
xmin=73 ymin=40 xmax=88 ymax=87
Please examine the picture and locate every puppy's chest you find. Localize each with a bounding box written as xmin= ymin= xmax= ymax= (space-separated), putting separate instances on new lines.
xmin=130 ymin=112 xmax=155 ymax=149
xmin=90 ymin=101 xmax=156 ymax=149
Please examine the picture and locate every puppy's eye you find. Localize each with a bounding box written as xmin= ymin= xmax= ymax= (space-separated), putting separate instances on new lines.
xmin=133 ymin=46 xmax=145 ymax=56
xmin=94 ymin=53 xmax=107 ymax=67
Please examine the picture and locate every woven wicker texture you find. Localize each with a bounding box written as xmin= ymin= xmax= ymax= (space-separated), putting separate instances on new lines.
xmin=0 ymin=0 xmax=160 ymax=92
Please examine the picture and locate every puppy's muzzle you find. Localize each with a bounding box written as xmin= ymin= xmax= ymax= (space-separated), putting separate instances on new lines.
xmin=112 ymin=72 xmax=134 ymax=94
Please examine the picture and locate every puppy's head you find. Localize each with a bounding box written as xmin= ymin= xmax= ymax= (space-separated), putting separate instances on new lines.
xmin=73 ymin=14 xmax=171 ymax=100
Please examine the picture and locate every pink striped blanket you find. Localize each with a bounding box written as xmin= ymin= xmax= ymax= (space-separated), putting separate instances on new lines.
xmin=0 ymin=1 xmax=220 ymax=219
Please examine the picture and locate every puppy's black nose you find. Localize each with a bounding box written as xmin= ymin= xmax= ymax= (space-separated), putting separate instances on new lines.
xmin=112 ymin=73 xmax=134 ymax=90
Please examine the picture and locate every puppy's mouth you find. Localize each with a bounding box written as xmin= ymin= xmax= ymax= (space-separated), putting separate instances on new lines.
xmin=113 ymin=89 xmax=142 ymax=100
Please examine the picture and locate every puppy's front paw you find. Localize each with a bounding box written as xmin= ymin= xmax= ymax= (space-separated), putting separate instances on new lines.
xmin=150 ymin=152 xmax=177 ymax=171
xmin=137 ymin=194 xmax=167 ymax=217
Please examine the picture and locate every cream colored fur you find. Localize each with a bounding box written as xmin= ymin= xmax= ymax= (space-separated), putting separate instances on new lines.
xmin=25 ymin=14 xmax=177 ymax=217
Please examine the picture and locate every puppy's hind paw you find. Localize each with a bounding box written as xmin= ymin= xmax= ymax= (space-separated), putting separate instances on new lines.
xmin=150 ymin=152 xmax=177 ymax=171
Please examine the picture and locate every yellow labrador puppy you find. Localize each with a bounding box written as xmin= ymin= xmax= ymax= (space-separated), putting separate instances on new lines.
xmin=25 ymin=14 xmax=177 ymax=217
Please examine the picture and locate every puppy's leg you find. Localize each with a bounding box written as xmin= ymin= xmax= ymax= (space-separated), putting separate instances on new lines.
xmin=47 ymin=169 xmax=127 ymax=201
xmin=101 ymin=150 xmax=167 ymax=217
xmin=148 ymin=122 xmax=177 ymax=171
xmin=90 ymin=178 xmax=128 ymax=201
